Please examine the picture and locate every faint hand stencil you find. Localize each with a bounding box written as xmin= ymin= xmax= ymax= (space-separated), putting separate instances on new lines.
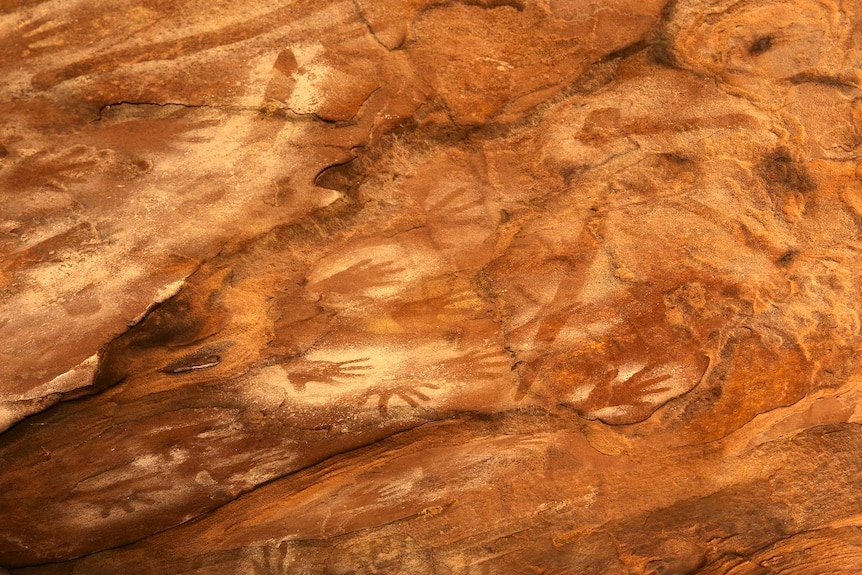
xmin=286 ymin=357 xmax=372 ymax=391
xmin=584 ymin=362 xmax=675 ymax=408
xmin=11 ymin=17 xmax=72 ymax=57
xmin=360 ymin=381 xmax=440 ymax=415
xmin=7 ymin=146 xmax=101 ymax=192
xmin=93 ymin=486 xmax=162 ymax=518
xmin=442 ymin=350 xmax=511 ymax=380
xmin=309 ymin=258 xmax=405 ymax=294
xmin=425 ymin=187 xmax=486 ymax=226
xmin=250 ymin=541 xmax=291 ymax=575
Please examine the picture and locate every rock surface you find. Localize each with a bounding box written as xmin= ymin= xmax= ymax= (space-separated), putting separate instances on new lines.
xmin=2 ymin=0 xmax=862 ymax=573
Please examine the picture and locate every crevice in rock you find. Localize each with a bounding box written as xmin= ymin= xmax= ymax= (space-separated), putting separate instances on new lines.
xmin=647 ymin=0 xmax=681 ymax=69
xmin=786 ymin=72 xmax=859 ymax=90
xmin=599 ymin=39 xmax=650 ymax=63
xmin=351 ymin=0 xmax=391 ymax=51
xmin=95 ymin=101 xmax=344 ymax=126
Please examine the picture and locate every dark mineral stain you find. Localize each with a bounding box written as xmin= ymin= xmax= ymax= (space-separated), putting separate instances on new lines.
xmin=748 ymin=35 xmax=774 ymax=55
xmin=560 ymin=165 xmax=584 ymax=184
xmin=660 ymin=152 xmax=692 ymax=165
xmin=650 ymin=38 xmax=679 ymax=68
xmin=600 ymin=39 xmax=649 ymax=63
xmin=777 ymin=250 xmax=797 ymax=266
xmin=649 ymin=0 xmax=680 ymax=68
xmin=130 ymin=296 xmax=226 ymax=349
xmin=787 ymin=72 xmax=854 ymax=88
xmin=133 ymin=158 xmax=153 ymax=172
xmin=759 ymin=149 xmax=816 ymax=193
xmin=463 ymin=0 xmax=525 ymax=11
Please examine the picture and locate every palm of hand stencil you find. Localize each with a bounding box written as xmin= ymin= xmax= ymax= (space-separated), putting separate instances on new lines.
xmin=520 ymin=284 xmax=713 ymax=423
xmin=392 ymin=287 xmax=487 ymax=331
xmin=94 ymin=487 xmax=162 ymax=518
xmin=425 ymin=187 xmax=486 ymax=227
xmin=437 ymin=288 xmax=488 ymax=318
xmin=10 ymin=17 xmax=72 ymax=57
xmin=250 ymin=541 xmax=291 ymax=575
xmin=583 ymin=363 xmax=674 ymax=408
xmin=163 ymin=118 xmax=220 ymax=149
xmin=550 ymin=348 xmax=707 ymax=425
xmin=7 ymin=146 xmax=101 ymax=191
xmin=360 ymin=382 xmax=440 ymax=415
xmin=310 ymin=259 xmax=405 ymax=294
xmin=286 ymin=358 xmax=373 ymax=392
xmin=442 ymin=350 xmax=511 ymax=380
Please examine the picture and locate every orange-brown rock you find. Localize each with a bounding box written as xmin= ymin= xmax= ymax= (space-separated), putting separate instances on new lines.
xmin=1 ymin=0 xmax=861 ymax=573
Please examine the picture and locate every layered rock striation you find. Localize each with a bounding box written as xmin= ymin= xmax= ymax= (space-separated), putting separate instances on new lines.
xmin=1 ymin=0 xmax=862 ymax=573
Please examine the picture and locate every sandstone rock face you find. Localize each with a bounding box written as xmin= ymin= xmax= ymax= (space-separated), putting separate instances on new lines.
xmin=2 ymin=0 xmax=862 ymax=573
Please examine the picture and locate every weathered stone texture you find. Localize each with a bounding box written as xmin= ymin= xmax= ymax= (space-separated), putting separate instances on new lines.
xmin=1 ymin=0 xmax=861 ymax=573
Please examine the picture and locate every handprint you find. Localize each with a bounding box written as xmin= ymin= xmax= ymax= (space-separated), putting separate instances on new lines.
xmin=250 ymin=541 xmax=291 ymax=575
xmin=94 ymin=486 xmax=162 ymax=518
xmin=525 ymin=285 xmax=712 ymax=421
xmin=586 ymin=362 xmax=675 ymax=408
xmin=425 ymin=185 xmax=497 ymax=264
xmin=392 ymin=287 xmax=487 ymax=329
xmin=425 ymin=187 xmax=487 ymax=226
xmin=285 ymin=357 xmax=373 ymax=391
xmin=308 ymin=258 xmax=405 ymax=294
xmin=560 ymin=357 xmax=700 ymax=425
xmin=360 ymin=382 xmax=440 ymax=415
xmin=162 ymin=118 xmax=219 ymax=148
xmin=6 ymin=145 xmax=101 ymax=191
xmin=97 ymin=108 xmax=219 ymax=154
xmin=437 ymin=288 xmax=489 ymax=317
xmin=8 ymin=16 xmax=72 ymax=58
xmin=624 ymin=364 xmax=678 ymax=402
xmin=441 ymin=350 xmax=511 ymax=380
